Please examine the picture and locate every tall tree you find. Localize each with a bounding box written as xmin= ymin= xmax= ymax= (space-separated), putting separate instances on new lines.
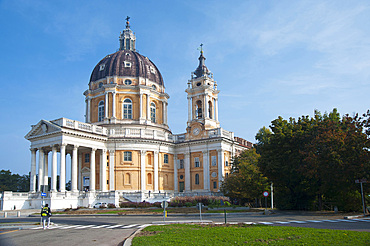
xmin=257 ymin=109 xmax=370 ymax=211
xmin=221 ymin=149 xmax=269 ymax=205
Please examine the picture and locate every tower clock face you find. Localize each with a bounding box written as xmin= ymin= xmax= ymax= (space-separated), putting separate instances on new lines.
xmin=192 ymin=127 xmax=200 ymax=135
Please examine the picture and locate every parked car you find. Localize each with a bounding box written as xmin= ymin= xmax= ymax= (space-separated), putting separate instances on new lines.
xmin=93 ymin=202 xmax=107 ymax=208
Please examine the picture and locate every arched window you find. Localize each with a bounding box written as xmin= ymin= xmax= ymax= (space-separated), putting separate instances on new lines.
xmin=147 ymin=173 xmax=152 ymax=184
xmin=195 ymin=174 xmax=200 ymax=185
xmin=196 ymin=100 xmax=202 ymax=119
xmin=123 ymin=98 xmax=132 ymax=119
xmin=98 ymin=82 xmax=103 ymax=88
xmin=208 ymin=101 xmax=213 ymax=119
xmin=98 ymin=101 xmax=104 ymax=122
xmin=150 ymin=102 xmax=156 ymax=123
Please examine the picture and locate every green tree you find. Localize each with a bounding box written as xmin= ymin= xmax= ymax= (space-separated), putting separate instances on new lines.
xmin=257 ymin=109 xmax=370 ymax=211
xmin=0 ymin=170 xmax=30 ymax=192
xmin=221 ymin=149 xmax=269 ymax=206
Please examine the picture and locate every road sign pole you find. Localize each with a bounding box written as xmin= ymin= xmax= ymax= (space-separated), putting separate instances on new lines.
xmin=360 ymin=182 xmax=366 ymax=216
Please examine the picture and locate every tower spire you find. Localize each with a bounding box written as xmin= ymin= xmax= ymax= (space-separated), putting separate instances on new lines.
xmin=119 ymin=16 xmax=136 ymax=51
xmin=194 ymin=44 xmax=210 ymax=78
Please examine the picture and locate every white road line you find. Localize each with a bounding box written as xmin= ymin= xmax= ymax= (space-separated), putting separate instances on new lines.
xmin=259 ymin=222 xmax=274 ymax=225
xmin=275 ymin=221 xmax=291 ymax=224
xmin=106 ymin=224 xmax=124 ymax=229
xmin=321 ymin=220 xmax=339 ymax=223
xmin=243 ymin=222 xmax=254 ymax=225
xmin=306 ymin=220 xmax=323 ymax=223
xmin=75 ymin=225 xmax=95 ymax=229
xmin=289 ymin=221 xmax=306 ymax=224
xmin=91 ymin=224 xmax=110 ymax=229
xmin=121 ymin=224 xmax=139 ymax=229
xmin=353 ymin=219 xmax=370 ymax=222
xmin=336 ymin=219 xmax=357 ymax=223
xmin=60 ymin=225 xmax=80 ymax=229
xmin=137 ymin=224 xmax=151 ymax=228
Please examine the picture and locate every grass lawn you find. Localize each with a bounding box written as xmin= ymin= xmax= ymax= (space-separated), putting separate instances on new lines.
xmin=132 ymin=224 xmax=370 ymax=246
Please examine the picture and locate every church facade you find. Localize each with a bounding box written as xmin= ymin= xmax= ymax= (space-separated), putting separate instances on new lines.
xmin=1 ymin=19 xmax=251 ymax=210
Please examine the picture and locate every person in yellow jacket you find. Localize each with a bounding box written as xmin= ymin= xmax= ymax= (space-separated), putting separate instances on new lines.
xmin=41 ymin=204 xmax=52 ymax=229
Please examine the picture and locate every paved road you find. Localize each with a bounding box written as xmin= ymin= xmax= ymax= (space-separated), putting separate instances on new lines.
xmin=1 ymin=212 xmax=369 ymax=246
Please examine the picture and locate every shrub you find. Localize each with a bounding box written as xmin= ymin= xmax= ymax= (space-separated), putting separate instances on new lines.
xmin=107 ymin=203 xmax=116 ymax=208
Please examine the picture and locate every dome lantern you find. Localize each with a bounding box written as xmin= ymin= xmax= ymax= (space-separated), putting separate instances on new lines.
xmin=119 ymin=16 xmax=136 ymax=51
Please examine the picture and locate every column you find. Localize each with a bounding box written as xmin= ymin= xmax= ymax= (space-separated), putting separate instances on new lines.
xmin=71 ymin=145 xmax=78 ymax=192
xmin=217 ymin=149 xmax=224 ymax=190
xmin=139 ymin=93 xmax=144 ymax=120
xmin=60 ymin=144 xmax=66 ymax=192
xmin=90 ymin=148 xmax=96 ymax=191
xmin=146 ymin=94 xmax=150 ymax=121
xmin=87 ymin=97 xmax=91 ymax=123
xmin=105 ymin=93 xmax=108 ymax=118
xmin=51 ymin=146 xmax=57 ymax=192
xmin=78 ymin=153 xmax=82 ymax=191
xmin=204 ymin=94 xmax=209 ymax=118
xmin=184 ymin=152 xmax=191 ymax=191
xmin=165 ymin=102 xmax=168 ymax=125
xmin=43 ymin=151 xmax=48 ymax=186
xmin=30 ymin=148 xmax=37 ymax=192
xmin=174 ymin=154 xmax=178 ymax=192
xmin=203 ymin=150 xmax=209 ymax=191
xmin=100 ymin=149 xmax=107 ymax=191
xmin=140 ymin=150 xmax=146 ymax=191
xmin=162 ymin=101 xmax=165 ymax=124
xmin=215 ymin=98 xmax=219 ymax=121
xmin=38 ymin=149 xmax=44 ymax=192
xmin=154 ymin=151 xmax=159 ymax=192
xmin=187 ymin=97 xmax=191 ymax=122
xmin=112 ymin=92 xmax=116 ymax=118
xmin=109 ymin=150 xmax=115 ymax=191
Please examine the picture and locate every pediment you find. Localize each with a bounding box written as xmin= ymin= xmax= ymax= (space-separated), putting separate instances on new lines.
xmin=25 ymin=120 xmax=63 ymax=139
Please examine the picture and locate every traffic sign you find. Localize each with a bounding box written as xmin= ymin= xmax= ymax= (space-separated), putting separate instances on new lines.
xmin=41 ymin=192 xmax=46 ymax=197
xmin=355 ymin=179 xmax=367 ymax=183
xmin=161 ymin=201 xmax=168 ymax=209
xmin=263 ymin=191 xmax=269 ymax=197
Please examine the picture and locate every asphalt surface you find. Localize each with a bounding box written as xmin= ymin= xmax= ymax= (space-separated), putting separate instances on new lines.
xmin=0 ymin=209 xmax=369 ymax=246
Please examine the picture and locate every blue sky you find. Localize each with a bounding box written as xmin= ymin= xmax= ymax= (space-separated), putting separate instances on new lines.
xmin=1 ymin=0 xmax=370 ymax=175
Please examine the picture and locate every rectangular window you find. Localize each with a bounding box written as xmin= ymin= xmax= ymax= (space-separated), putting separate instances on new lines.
xmin=85 ymin=153 xmax=90 ymax=163
xmin=211 ymin=156 xmax=217 ymax=166
xmin=164 ymin=154 xmax=169 ymax=164
xmin=124 ymin=151 xmax=132 ymax=161
xmin=195 ymin=157 xmax=200 ymax=167
xmin=213 ymin=181 xmax=217 ymax=189
xmin=179 ymin=159 xmax=184 ymax=169
xmin=225 ymin=160 xmax=229 ymax=166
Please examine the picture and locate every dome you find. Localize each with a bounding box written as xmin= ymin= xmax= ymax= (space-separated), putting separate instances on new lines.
xmin=90 ymin=50 xmax=164 ymax=85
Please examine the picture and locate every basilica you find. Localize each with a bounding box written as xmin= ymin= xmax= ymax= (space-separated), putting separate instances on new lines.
xmin=1 ymin=19 xmax=251 ymax=210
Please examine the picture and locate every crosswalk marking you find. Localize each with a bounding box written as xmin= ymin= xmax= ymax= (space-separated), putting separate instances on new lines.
xmin=29 ymin=218 xmax=369 ymax=230
xmin=91 ymin=224 xmax=110 ymax=229
xmin=121 ymin=224 xmax=139 ymax=229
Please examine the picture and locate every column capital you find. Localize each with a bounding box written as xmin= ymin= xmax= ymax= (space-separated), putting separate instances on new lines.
xmin=108 ymin=149 xmax=115 ymax=154
xmin=60 ymin=143 xmax=67 ymax=147
xmin=102 ymin=149 xmax=107 ymax=153
xmin=30 ymin=148 xmax=37 ymax=152
xmin=154 ymin=150 xmax=159 ymax=155
xmin=91 ymin=148 xmax=97 ymax=152
xmin=73 ymin=145 xmax=79 ymax=150
xmin=202 ymin=150 xmax=209 ymax=154
xmin=140 ymin=150 xmax=147 ymax=155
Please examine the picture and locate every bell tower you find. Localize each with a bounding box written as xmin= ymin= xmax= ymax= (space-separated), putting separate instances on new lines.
xmin=186 ymin=45 xmax=220 ymax=138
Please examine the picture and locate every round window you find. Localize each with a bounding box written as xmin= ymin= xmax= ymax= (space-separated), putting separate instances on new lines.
xmin=196 ymin=82 xmax=201 ymax=86
xmin=124 ymin=79 xmax=132 ymax=85
xmin=180 ymin=175 xmax=184 ymax=180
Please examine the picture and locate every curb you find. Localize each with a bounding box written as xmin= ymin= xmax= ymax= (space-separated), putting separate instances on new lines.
xmin=123 ymin=224 xmax=150 ymax=246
